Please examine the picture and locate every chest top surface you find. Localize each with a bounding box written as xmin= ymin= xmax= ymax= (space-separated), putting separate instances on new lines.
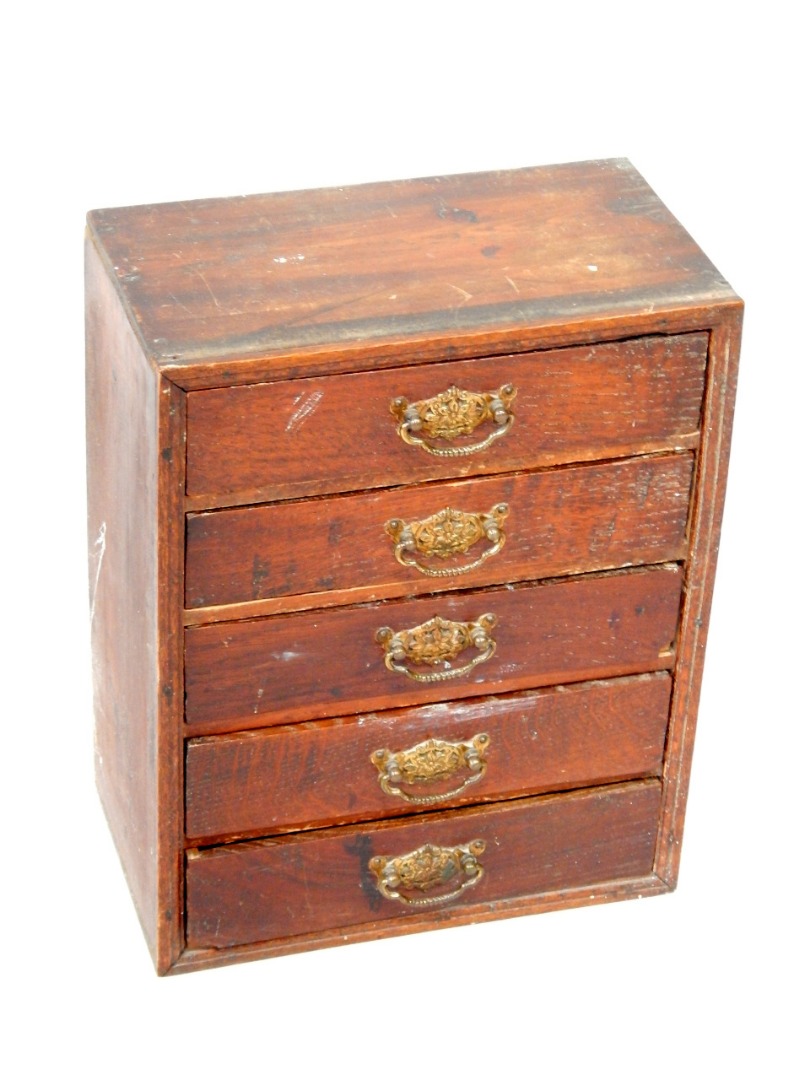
xmin=87 ymin=159 xmax=737 ymax=376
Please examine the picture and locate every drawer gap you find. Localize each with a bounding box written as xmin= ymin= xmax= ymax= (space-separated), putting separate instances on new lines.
xmin=184 ymin=767 xmax=666 ymax=850
xmin=186 ymin=778 xmax=660 ymax=854
xmin=185 ymin=442 xmax=700 ymax=514
xmin=178 ymin=328 xmax=706 ymax=392
xmin=185 ymin=560 xmax=685 ymax=630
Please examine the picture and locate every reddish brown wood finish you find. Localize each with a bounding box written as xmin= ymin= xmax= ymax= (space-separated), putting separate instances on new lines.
xmin=185 ymin=453 xmax=693 ymax=612
xmin=87 ymin=160 xmax=742 ymax=974
xmin=656 ymin=310 xmax=743 ymax=884
xmin=185 ymin=335 xmax=706 ymax=507
xmin=177 ymin=872 xmax=671 ymax=972
xmin=86 ymin=161 xmax=735 ymax=389
xmin=186 ymin=780 xmax=661 ymax=949
xmin=185 ymin=673 xmax=671 ymax=842
xmin=184 ymin=565 xmax=682 ymax=733
xmin=85 ymin=237 xmax=185 ymax=973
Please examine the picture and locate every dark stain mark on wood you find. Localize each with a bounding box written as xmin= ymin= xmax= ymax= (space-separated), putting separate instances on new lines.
xmin=481 ymin=245 xmax=500 ymax=257
xmin=252 ymin=555 xmax=270 ymax=600
xmin=302 ymin=741 xmax=318 ymax=785
xmin=437 ymin=202 xmax=478 ymax=223
xmin=636 ymin=467 xmax=653 ymax=507
xmin=342 ymin=833 xmax=381 ymax=911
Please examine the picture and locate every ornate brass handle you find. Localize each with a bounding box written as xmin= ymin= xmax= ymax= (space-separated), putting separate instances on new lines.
xmin=376 ymin=613 xmax=497 ymax=683
xmin=371 ymin=733 xmax=490 ymax=805
xmin=369 ymin=840 xmax=486 ymax=907
xmin=385 ymin=504 xmax=508 ymax=577
xmin=390 ymin=384 xmax=516 ymax=457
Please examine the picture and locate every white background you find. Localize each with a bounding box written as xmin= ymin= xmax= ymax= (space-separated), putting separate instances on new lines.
xmin=4 ymin=2 xmax=807 ymax=1075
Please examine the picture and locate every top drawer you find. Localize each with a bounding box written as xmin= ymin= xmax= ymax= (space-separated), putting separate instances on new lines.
xmin=186 ymin=333 xmax=707 ymax=506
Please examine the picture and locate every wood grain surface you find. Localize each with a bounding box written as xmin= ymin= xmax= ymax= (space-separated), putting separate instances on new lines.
xmin=184 ymin=565 xmax=683 ymax=734
xmin=85 ymin=160 xmax=742 ymax=974
xmin=655 ymin=307 xmax=744 ymax=884
xmin=86 ymin=160 xmax=735 ymax=383
xmin=185 ymin=453 xmax=693 ymax=612
xmin=86 ymin=236 xmax=186 ymax=972
xmin=185 ymin=334 xmax=706 ymax=506
xmin=186 ymin=780 xmax=661 ymax=949
xmin=185 ymin=673 xmax=671 ymax=841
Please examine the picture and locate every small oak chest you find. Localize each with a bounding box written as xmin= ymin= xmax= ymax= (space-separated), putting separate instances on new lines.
xmin=86 ymin=160 xmax=742 ymax=974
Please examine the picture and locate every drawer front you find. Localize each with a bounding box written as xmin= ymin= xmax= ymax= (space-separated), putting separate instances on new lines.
xmin=186 ymin=673 xmax=671 ymax=841
xmin=184 ymin=565 xmax=682 ymax=733
xmin=185 ymin=334 xmax=707 ymax=506
xmin=186 ymin=780 xmax=661 ymax=949
xmin=185 ymin=453 xmax=693 ymax=611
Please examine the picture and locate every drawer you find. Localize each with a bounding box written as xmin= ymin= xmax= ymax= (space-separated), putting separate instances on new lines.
xmin=186 ymin=779 xmax=662 ymax=949
xmin=185 ymin=453 xmax=693 ymax=612
xmin=185 ymin=333 xmax=707 ymax=507
xmin=184 ymin=564 xmax=683 ymax=734
xmin=186 ymin=672 xmax=671 ymax=841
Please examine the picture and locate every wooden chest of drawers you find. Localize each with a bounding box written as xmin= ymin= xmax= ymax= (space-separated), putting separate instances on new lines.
xmin=85 ymin=159 xmax=742 ymax=974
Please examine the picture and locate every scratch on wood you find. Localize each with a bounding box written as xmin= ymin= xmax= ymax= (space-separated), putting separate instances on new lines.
xmin=167 ymin=292 xmax=193 ymax=315
xmin=89 ymin=522 xmax=107 ymax=626
xmin=190 ymin=267 xmax=222 ymax=309
xmin=286 ymin=390 xmax=324 ymax=433
xmin=504 ymin=275 xmax=520 ymax=295
xmin=448 ymin=284 xmax=473 ymax=304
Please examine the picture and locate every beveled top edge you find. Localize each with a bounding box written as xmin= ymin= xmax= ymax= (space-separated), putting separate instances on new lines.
xmin=87 ymin=159 xmax=739 ymax=376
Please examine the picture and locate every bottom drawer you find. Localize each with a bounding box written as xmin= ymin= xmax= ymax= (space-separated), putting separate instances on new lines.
xmin=186 ymin=779 xmax=661 ymax=950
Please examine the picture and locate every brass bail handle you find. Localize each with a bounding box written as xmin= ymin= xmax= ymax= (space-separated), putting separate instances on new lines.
xmin=385 ymin=503 xmax=509 ymax=578
xmin=391 ymin=384 xmax=517 ymax=457
xmin=371 ymin=733 xmax=490 ymax=805
xmin=369 ymin=840 xmax=486 ymax=907
xmin=376 ymin=613 xmax=497 ymax=683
